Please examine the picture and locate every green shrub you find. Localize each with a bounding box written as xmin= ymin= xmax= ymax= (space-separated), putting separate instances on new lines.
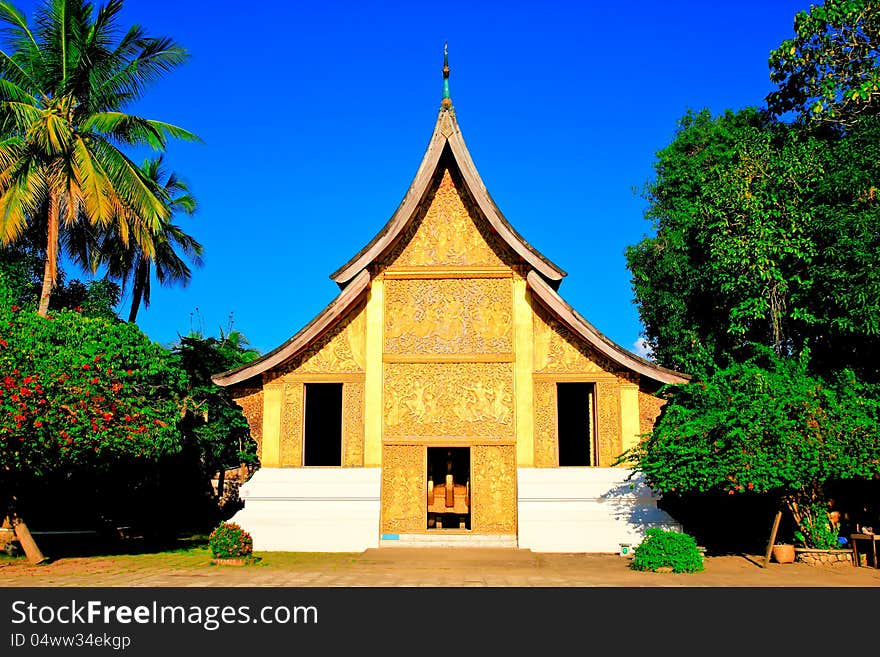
xmin=794 ymin=502 xmax=840 ymax=550
xmin=208 ymin=522 xmax=253 ymax=559
xmin=631 ymin=528 xmax=704 ymax=573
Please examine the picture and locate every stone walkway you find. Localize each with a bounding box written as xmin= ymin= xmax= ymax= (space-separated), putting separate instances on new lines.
xmin=3 ymin=548 xmax=880 ymax=587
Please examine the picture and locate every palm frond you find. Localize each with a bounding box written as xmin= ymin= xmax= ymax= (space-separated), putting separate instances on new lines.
xmin=93 ymin=35 xmax=188 ymax=110
xmin=1 ymin=99 xmax=43 ymax=131
xmin=82 ymin=111 xmax=168 ymax=149
xmin=91 ymin=136 xmax=169 ymax=227
xmin=70 ymin=136 xmax=115 ymax=227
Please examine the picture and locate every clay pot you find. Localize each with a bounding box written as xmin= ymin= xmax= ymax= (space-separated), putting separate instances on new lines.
xmin=771 ymin=543 xmax=796 ymax=564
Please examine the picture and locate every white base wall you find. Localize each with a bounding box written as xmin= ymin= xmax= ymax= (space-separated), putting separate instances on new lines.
xmin=517 ymin=467 xmax=682 ymax=553
xmin=230 ymin=468 xmax=381 ymax=552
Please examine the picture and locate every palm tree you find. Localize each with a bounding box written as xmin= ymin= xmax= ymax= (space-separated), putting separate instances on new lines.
xmin=0 ymin=0 xmax=199 ymax=317
xmin=98 ymin=156 xmax=203 ymax=323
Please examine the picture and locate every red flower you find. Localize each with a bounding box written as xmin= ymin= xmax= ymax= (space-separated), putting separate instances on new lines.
xmin=10 ymin=305 xmax=19 ymax=312
xmin=34 ymin=421 xmax=43 ymax=428
xmin=102 ymin=412 xmax=112 ymax=421
xmin=0 ymin=339 xmax=7 ymax=348
xmin=82 ymin=364 xmax=90 ymax=370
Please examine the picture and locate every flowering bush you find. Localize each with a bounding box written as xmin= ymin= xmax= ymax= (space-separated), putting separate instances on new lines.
xmin=208 ymin=522 xmax=253 ymax=559
xmin=0 ymin=277 xmax=185 ymax=518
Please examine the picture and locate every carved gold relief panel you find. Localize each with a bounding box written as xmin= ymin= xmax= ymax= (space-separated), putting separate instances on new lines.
xmin=472 ymin=445 xmax=517 ymax=534
xmin=383 ymin=362 xmax=514 ymax=439
xmin=386 ymin=169 xmax=508 ymax=269
xmin=266 ymin=305 xmax=365 ymax=382
xmin=639 ymin=390 xmax=665 ymax=437
xmin=280 ymin=383 xmax=304 ymax=466
xmin=342 ymin=382 xmax=364 ymax=467
xmin=232 ymin=388 xmax=263 ymax=461
xmin=533 ymin=307 xmax=619 ymax=375
xmin=384 ymin=278 xmax=512 ymax=355
xmin=595 ymin=381 xmax=621 ymax=467
xmin=532 ymin=381 xmax=557 ymax=467
xmin=381 ymin=445 xmax=425 ymax=534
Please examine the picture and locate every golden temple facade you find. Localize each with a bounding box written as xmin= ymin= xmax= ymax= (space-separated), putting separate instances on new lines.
xmin=213 ymin=59 xmax=688 ymax=551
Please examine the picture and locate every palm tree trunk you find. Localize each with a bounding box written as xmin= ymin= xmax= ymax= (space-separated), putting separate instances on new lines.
xmin=128 ymin=258 xmax=148 ymax=323
xmin=37 ymin=259 xmax=54 ymax=317
xmin=37 ymin=189 xmax=61 ymax=318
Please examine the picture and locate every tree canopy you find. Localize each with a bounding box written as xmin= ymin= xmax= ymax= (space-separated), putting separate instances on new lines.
xmin=626 ymin=108 xmax=880 ymax=379
xmin=624 ymin=0 xmax=880 ymax=549
xmin=768 ymin=0 xmax=880 ymax=128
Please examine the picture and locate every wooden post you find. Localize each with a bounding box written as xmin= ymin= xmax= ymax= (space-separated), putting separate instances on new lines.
xmin=763 ymin=510 xmax=783 ymax=568
xmin=11 ymin=514 xmax=49 ymax=565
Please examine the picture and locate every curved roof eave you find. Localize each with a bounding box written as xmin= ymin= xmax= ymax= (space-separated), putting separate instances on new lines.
xmin=330 ymin=108 xmax=567 ymax=285
xmin=211 ymin=269 xmax=371 ymax=387
xmin=526 ymin=270 xmax=690 ymax=385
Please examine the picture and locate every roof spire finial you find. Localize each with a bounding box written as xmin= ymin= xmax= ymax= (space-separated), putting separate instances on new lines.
xmin=441 ymin=42 xmax=452 ymax=110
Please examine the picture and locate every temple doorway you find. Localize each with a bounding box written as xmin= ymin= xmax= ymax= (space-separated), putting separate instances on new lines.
xmin=427 ymin=447 xmax=470 ymax=530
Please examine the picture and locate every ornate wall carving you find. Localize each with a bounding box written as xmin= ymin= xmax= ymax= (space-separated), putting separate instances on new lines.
xmin=231 ymin=387 xmax=263 ymax=461
xmin=534 ymin=307 xmax=619 ymax=374
xmin=384 ymin=278 xmax=512 ymax=355
xmin=532 ymin=381 xmax=557 ymax=467
xmin=266 ymin=305 xmax=365 ymax=381
xmin=381 ymin=445 xmax=424 ymax=534
xmin=472 ymin=445 xmax=517 ymax=534
xmin=385 ymin=169 xmax=508 ymax=269
xmin=595 ymin=381 xmax=621 ymax=466
xmin=280 ymin=383 xmax=303 ymax=466
xmin=383 ymin=362 xmax=514 ymax=439
xmin=343 ymin=382 xmax=364 ymax=467
xmin=639 ymin=390 xmax=666 ymax=437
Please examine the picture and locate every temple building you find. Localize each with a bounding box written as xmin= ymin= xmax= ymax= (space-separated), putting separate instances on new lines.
xmin=212 ymin=52 xmax=688 ymax=552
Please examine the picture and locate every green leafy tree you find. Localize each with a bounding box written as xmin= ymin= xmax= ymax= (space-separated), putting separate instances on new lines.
xmin=172 ymin=322 xmax=260 ymax=506
xmin=0 ymin=0 xmax=198 ymax=317
xmin=623 ymin=348 xmax=880 ymax=548
xmin=626 ymin=108 xmax=880 ymax=378
xmin=768 ymin=0 xmax=880 ymax=128
xmin=0 ymin=271 xmax=186 ymax=561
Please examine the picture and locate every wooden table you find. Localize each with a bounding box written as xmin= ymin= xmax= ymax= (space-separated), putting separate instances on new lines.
xmin=850 ymin=533 xmax=879 ymax=568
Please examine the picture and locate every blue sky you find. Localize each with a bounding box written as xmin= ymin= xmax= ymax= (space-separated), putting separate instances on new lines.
xmin=13 ymin=0 xmax=811 ymax=356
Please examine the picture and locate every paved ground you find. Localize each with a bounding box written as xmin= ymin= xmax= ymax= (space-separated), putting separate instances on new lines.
xmin=2 ymin=548 xmax=880 ymax=587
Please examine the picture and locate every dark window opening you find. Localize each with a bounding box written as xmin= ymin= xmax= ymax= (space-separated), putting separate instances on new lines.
xmin=303 ymin=383 xmax=343 ymax=466
xmin=427 ymin=447 xmax=470 ymax=530
xmin=557 ymin=382 xmax=595 ymax=466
